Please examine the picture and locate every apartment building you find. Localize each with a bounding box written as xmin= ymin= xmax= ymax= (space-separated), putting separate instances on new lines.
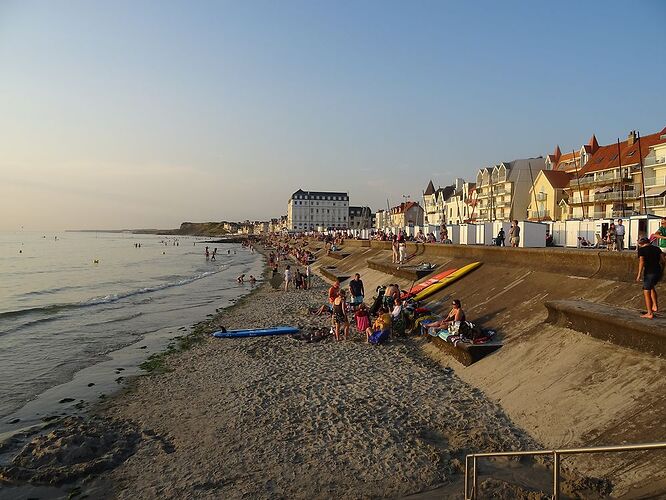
xmin=422 ymin=180 xmax=456 ymax=226
xmin=287 ymin=189 xmax=349 ymax=231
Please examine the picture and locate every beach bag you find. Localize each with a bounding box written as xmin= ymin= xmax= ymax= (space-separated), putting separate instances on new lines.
xmin=369 ymin=329 xmax=389 ymax=345
xmin=457 ymin=321 xmax=484 ymax=340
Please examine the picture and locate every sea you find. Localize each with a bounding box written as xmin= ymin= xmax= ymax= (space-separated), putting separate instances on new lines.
xmin=0 ymin=231 xmax=264 ymax=435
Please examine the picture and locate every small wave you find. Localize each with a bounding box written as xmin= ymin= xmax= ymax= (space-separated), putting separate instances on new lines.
xmin=0 ymin=266 xmax=227 ymax=322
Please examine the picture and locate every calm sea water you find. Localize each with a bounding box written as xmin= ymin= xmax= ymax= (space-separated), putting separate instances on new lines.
xmin=0 ymin=231 xmax=263 ymax=425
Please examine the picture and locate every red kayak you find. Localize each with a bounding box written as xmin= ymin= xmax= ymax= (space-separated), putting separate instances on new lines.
xmin=401 ymin=268 xmax=457 ymax=300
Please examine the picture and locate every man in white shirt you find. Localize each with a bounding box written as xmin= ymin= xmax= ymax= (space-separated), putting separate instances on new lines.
xmin=615 ymin=219 xmax=626 ymax=251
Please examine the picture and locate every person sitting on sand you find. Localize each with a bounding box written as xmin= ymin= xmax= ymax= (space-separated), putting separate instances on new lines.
xmin=424 ymin=299 xmax=466 ymax=333
xmin=316 ymin=280 xmax=340 ymax=315
xmin=365 ymin=306 xmax=392 ymax=344
xmin=332 ymin=290 xmax=350 ymax=341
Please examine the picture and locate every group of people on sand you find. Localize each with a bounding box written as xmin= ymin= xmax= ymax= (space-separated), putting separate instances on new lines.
xmin=283 ymin=264 xmax=311 ymax=291
xmin=313 ymin=273 xmax=469 ymax=345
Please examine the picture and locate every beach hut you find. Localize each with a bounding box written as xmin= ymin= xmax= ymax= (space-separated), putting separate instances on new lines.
xmin=491 ymin=221 xmax=511 ymax=246
xmin=459 ymin=224 xmax=477 ymax=245
xmin=628 ymin=214 xmax=661 ymax=249
xmin=475 ymin=222 xmax=492 ymax=245
xmin=550 ymin=221 xmax=566 ymax=246
xmin=446 ymin=224 xmax=461 ymax=244
xmin=518 ymin=221 xmax=547 ymax=247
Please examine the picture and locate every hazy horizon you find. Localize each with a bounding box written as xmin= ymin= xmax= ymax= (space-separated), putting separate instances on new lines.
xmin=1 ymin=0 xmax=665 ymax=231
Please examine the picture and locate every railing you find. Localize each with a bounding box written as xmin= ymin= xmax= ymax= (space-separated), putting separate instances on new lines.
xmin=594 ymin=190 xmax=637 ymax=202
xmin=570 ymin=174 xmax=631 ymax=188
xmin=529 ymin=209 xmax=550 ymax=219
xmin=644 ymin=176 xmax=666 ymax=188
xmin=464 ymin=441 xmax=666 ymax=500
xmin=645 ymin=196 xmax=666 ymax=208
xmin=643 ymin=155 xmax=666 ymax=167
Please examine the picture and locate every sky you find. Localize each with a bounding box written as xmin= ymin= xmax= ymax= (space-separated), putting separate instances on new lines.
xmin=1 ymin=0 xmax=665 ymax=230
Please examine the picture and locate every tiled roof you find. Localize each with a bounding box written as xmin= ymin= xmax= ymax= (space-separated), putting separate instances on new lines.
xmin=579 ymin=127 xmax=666 ymax=175
xmin=391 ymin=201 xmax=421 ymax=214
xmin=542 ymin=170 xmax=573 ymax=188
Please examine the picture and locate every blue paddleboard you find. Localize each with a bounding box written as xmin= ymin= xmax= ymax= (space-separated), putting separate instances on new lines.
xmin=212 ymin=326 xmax=299 ymax=339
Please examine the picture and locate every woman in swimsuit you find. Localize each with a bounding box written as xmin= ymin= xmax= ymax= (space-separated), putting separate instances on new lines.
xmin=332 ymin=289 xmax=350 ymax=341
xmin=425 ymin=299 xmax=466 ymax=333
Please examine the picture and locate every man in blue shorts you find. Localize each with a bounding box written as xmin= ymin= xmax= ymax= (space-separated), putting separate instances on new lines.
xmin=349 ymin=273 xmax=365 ymax=309
xmin=636 ymin=237 xmax=665 ymax=319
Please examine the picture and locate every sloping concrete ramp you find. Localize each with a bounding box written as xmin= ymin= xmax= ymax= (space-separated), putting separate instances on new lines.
xmin=545 ymin=300 xmax=666 ymax=356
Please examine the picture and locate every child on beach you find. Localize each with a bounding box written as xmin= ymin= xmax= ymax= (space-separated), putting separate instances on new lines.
xmin=365 ymin=307 xmax=391 ymax=344
xmin=354 ymin=303 xmax=370 ymax=333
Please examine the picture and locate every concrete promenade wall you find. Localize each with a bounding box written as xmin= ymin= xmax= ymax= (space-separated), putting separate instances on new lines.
xmin=342 ymin=239 xmax=657 ymax=284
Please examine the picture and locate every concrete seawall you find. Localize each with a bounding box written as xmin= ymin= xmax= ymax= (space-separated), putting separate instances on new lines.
xmin=341 ymin=239 xmax=660 ymax=284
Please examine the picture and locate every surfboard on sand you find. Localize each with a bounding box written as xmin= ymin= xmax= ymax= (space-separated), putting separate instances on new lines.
xmin=412 ymin=262 xmax=482 ymax=302
xmin=212 ymin=326 xmax=299 ymax=338
xmin=401 ymin=268 xmax=457 ymax=300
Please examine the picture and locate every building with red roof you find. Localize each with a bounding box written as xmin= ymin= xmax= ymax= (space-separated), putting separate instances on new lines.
xmin=564 ymin=128 xmax=666 ymax=219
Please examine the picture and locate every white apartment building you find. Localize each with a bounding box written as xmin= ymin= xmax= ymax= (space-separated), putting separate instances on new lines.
xmin=444 ymin=178 xmax=475 ymax=224
xmin=287 ymin=189 xmax=349 ymax=231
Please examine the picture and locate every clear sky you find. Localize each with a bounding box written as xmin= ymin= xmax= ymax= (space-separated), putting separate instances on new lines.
xmin=1 ymin=0 xmax=665 ymax=230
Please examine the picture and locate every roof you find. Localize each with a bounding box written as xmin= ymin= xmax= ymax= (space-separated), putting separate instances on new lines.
xmin=391 ymin=201 xmax=422 ymax=214
xmin=436 ymin=185 xmax=456 ymax=201
xmin=502 ymin=157 xmax=547 ymax=182
xmin=424 ymin=180 xmax=436 ymax=196
xmin=579 ymin=127 xmax=666 ymax=175
xmin=542 ymin=170 xmax=573 ymax=188
xmin=291 ymin=189 xmax=348 ymax=199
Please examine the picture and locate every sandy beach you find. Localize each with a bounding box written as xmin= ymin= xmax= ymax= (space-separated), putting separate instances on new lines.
xmin=90 ymin=270 xmax=544 ymax=498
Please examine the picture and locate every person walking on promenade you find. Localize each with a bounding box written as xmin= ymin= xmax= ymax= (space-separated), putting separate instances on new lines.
xmin=616 ymin=219 xmax=626 ymax=251
xmin=398 ymin=240 xmax=407 ymax=264
xmin=636 ymin=237 xmax=665 ymax=319
xmin=509 ymin=221 xmax=520 ymax=247
xmin=284 ymin=265 xmax=292 ymax=292
xmin=391 ymin=235 xmax=398 ymax=264
xmin=652 ymin=217 xmax=666 ymax=253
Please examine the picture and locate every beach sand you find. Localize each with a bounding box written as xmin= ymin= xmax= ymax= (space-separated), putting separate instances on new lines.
xmin=83 ymin=267 xmax=598 ymax=499
xmin=0 ymin=249 xmax=612 ymax=498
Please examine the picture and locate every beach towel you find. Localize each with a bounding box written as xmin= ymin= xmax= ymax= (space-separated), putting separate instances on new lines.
xmin=355 ymin=313 xmax=370 ymax=332
xmin=369 ymin=329 xmax=390 ymax=345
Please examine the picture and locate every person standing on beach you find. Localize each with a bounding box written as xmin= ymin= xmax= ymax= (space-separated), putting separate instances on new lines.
xmin=205 ymin=246 xmax=210 ymax=260
xmin=636 ymin=237 xmax=665 ymax=319
xmin=211 ymin=248 xmax=217 ymax=261
xmin=305 ymin=263 xmax=311 ymax=290
xmin=616 ymin=219 xmax=625 ymax=251
xmin=509 ymin=221 xmax=520 ymax=247
xmin=332 ymin=290 xmax=350 ymax=341
xmin=349 ymin=273 xmax=365 ymax=309
xmin=607 ymin=223 xmax=617 ymax=251
xmin=391 ymin=235 xmax=398 ymax=264
xmin=284 ymin=265 xmax=292 ymax=291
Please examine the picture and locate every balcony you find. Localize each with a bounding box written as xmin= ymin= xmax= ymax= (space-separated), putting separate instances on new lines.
xmin=643 ymin=155 xmax=666 ymax=167
xmin=646 ymin=197 xmax=666 ymax=208
xmin=529 ymin=209 xmax=550 ymax=219
xmin=644 ymin=176 xmax=666 ymax=188
xmin=570 ymin=172 xmax=632 ymax=188
xmin=594 ymin=190 xmax=638 ymax=202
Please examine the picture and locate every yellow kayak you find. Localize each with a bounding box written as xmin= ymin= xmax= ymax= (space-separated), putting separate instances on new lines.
xmin=412 ymin=262 xmax=482 ymax=301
